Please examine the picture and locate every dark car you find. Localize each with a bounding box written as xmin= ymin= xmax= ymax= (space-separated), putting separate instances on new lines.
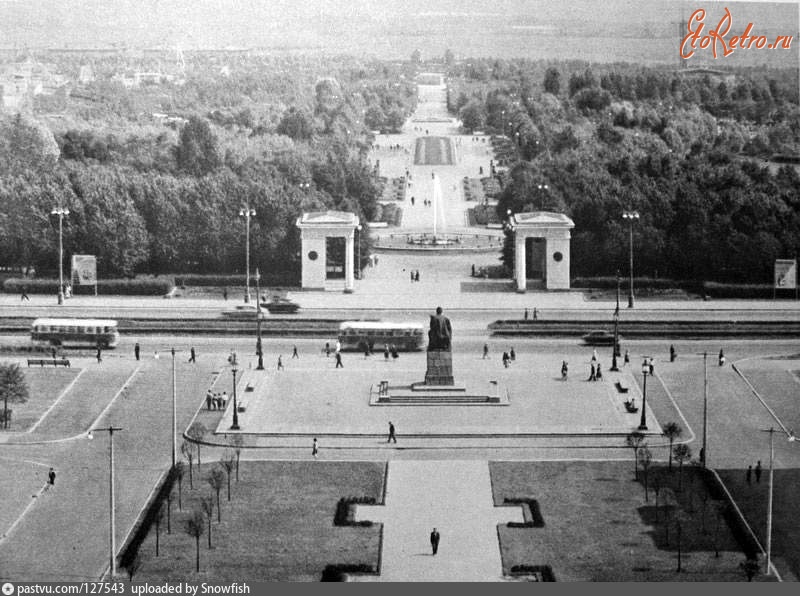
xmin=581 ymin=330 xmax=622 ymax=346
xmin=261 ymin=296 xmax=300 ymax=315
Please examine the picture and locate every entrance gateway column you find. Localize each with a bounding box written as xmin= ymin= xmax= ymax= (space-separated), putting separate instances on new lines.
xmin=508 ymin=212 xmax=575 ymax=292
xmin=296 ymin=211 xmax=360 ymax=292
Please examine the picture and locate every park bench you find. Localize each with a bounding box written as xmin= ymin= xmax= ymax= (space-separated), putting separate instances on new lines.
xmin=27 ymin=358 xmax=70 ymax=368
xmin=614 ymin=380 xmax=629 ymax=394
xmin=623 ymin=399 xmax=638 ymax=413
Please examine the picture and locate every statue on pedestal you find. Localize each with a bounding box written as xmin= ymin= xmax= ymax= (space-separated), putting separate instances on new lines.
xmin=428 ymin=306 xmax=452 ymax=351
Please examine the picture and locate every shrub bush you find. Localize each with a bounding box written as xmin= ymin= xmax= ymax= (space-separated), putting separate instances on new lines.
xmin=333 ymin=496 xmax=376 ymax=526
xmin=321 ymin=563 xmax=376 ymax=581
xmin=174 ymin=273 xmax=299 ymax=287
xmin=504 ymin=498 xmax=545 ymax=528
xmin=509 ymin=564 xmax=556 ymax=581
xmin=3 ymin=277 xmax=174 ymax=296
xmin=702 ymin=282 xmax=788 ymax=299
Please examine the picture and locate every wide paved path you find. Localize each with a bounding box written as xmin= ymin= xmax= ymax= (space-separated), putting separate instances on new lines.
xmin=354 ymin=460 xmax=523 ymax=581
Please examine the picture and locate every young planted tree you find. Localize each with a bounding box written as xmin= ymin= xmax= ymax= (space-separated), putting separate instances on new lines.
xmin=207 ymin=468 xmax=225 ymax=522
xmin=165 ymin=491 xmax=173 ymax=534
xmin=220 ymin=451 xmax=236 ymax=501
xmin=200 ymin=495 xmax=214 ymax=549
xmin=673 ymin=444 xmax=692 ymax=491
xmin=662 ymin=422 xmax=683 ymax=471
xmin=625 ymin=431 xmax=646 ymax=480
xmin=181 ymin=440 xmax=195 ymax=489
xmin=173 ymin=462 xmax=184 ymax=510
xmin=126 ymin=551 xmax=141 ymax=582
xmin=0 ymin=362 xmax=29 ymax=430
xmin=229 ymin=435 xmax=244 ymax=481
xmin=638 ymin=446 xmax=653 ymax=502
xmin=184 ymin=509 xmax=205 ymax=572
xmin=154 ymin=504 xmax=164 ymax=556
xmin=186 ymin=422 xmax=207 ymax=467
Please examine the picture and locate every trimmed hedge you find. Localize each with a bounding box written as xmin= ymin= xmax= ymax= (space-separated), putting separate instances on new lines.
xmin=334 ymin=496 xmax=376 ymax=527
xmin=509 ymin=565 xmax=556 ymax=581
xmin=504 ymin=498 xmax=545 ymax=528
xmin=174 ymin=273 xmax=299 ymax=287
xmin=3 ymin=277 xmax=174 ymax=296
xmin=321 ymin=563 xmax=376 ymax=581
xmin=702 ymin=282 xmax=792 ymax=299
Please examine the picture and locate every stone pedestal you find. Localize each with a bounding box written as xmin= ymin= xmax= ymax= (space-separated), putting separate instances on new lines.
xmin=424 ymin=350 xmax=454 ymax=386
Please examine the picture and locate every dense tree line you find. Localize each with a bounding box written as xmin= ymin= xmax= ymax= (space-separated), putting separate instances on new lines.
xmin=446 ymin=59 xmax=800 ymax=283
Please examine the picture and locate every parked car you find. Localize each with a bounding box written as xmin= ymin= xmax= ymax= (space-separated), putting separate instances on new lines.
xmin=581 ymin=330 xmax=622 ymax=346
xmin=222 ymin=304 xmax=267 ymax=320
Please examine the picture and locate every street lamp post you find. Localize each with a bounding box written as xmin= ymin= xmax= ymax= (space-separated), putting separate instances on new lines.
xmin=255 ymin=269 xmax=264 ymax=370
xmin=622 ymin=210 xmax=640 ymax=308
xmin=702 ymin=351 xmax=708 ymax=466
xmin=89 ymin=425 xmax=123 ymax=577
xmin=356 ymin=225 xmax=362 ymax=280
xmin=760 ymin=429 xmax=797 ymax=576
xmin=639 ymin=358 xmax=650 ymax=430
xmin=51 ymin=207 xmax=70 ymax=305
xmin=239 ymin=207 xmax=256 ymax=303
xmin=611 ymin=271 xmax=621 ymax=371
xmin=230 ymin=353 xmax=240 ymax=430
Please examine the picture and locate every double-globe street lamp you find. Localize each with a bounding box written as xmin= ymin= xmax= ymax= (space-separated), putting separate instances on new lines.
xmin=610 ymin=271 xmax=621 ymax=372
xmin=230 ymin=351 xmax=240 ymax=430
xmin=255 ymin=268 xmax=264 ymax=370
xmin=622 ymin=210 xmax=640 ymax=308
xmin=51 ymin=206 xmax=70 ymax=305
xmin=639 ymin=357 xmax=651 ymax=431
xmin=87 ymin=425 xmax=124 ymax=577
xmin=239 ymin=206 xmax=256 ymax=303
xmin=762 ymin=427 xmax=797 ymax=576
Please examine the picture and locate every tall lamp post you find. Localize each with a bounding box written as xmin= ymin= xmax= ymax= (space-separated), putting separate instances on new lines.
xmin=701 ymin=351 xmax=708 ymax=466
xmin=255 ymin=269 xmax=264 ymax=370
xmin=51 ymin=206 xmax=70 ymax=305
xmin=761 ymin=428 xmax=798 ymax=575
xmin=170 ymin=348 xmax=177 ymax=467
xmin=230 ymin=352 xmax=240 ymax=430
xmin=239 ymin=206 xmax=256 ymax=303
xmin=610 ymin=270 xmax=621 ymax=371
xmin=88 ymin=425 xmax=124 ymax=577
xmin=356 ymin=224 xmax=362 ymax=280
xmin=639 ymin=358 xmax=650 ymax=430
xmin=622 ymin=210 xmax=640 ymax=308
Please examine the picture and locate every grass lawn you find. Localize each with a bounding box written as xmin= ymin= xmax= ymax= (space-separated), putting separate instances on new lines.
xmin=132 ymin=461 xmax=385 ymax=582
xmin=717 ymin=468 xmax=800 ymax=581
xmin=6 ymin=367 xmax=81 ymax=432
xmin=491 ymin=461 xmax=773 ymax=581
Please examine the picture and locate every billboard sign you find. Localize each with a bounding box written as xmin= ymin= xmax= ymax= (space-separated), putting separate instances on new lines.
xmin=71 ymin=255 xmax=97 ymax=285
xmin=774 ymin=259 xmax=797 ymax=289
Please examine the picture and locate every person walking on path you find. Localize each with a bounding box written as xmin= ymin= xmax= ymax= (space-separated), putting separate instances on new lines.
xmin=335 ymin=340 xmax=342 ymax=354
xmin=624 ymin=350 xmax=630 ymax=366
xmin=533 ymin=307 xmax=538 ymax=320
xmin=755 ymin=460 xmax=762 ymax=483
xmin=502 ymin=351 xmax=510 ymax=368
xmin=292 ymin=345 xmax=299 ymax=359
xmin=561 ymin=360 xmax=568 ymax=380
xmin=718 ymin=349 xmax=726 ymax=366
xmin=189 ymin=347 xmax=196 ymax=363
xmin=591 ymin=349 xmax=598 ymax=362
xmin=387 ymin=422 xmax=397 ymax=443
xmin=277 ymin=355 xmax=284 ymax=370
xmin=746 ymin=465 xmax=753 ymax=485
xmin=430 ymin=528 xmax=440 ymax=555
xmin=524 ymin=308 xmax=528 ymax=320
xmin=206 ymin=390 xmax=213 ymax=411
xmin=384 ymin=344 xmax=390 ymax=360
xmin=483 ymin=343 xmax=489 ymax=359
xmin=649 ymin=358 xmax=655 ymax=375
xmin=21 ymin=287 xmax=30 ymax=301
xmin=325 ymin=342 xmax=331 ymax=357
xmin=335 ymin=352 xmax=343 ymax=368
xmin=670 ymin=345 xmax=677 ymax=362
xmin=596 ymin=363 xmax=603 ymax=381
xmin=588 ymin=362 xmax=596 ymax=381
xmin=510 ymin=347 xmax=516 ymax=362
xmin=134 ymin=342 xmax=140 ymax=361
xmin=48 ymin=468 xmax=56 ymax=486
xmin=96 ymin=346 xmax=102 ymax=363
xmin=223 ymin=287 xmax=228 ymax=301
xmin=312 ymin=438 xmax=319 ymax=459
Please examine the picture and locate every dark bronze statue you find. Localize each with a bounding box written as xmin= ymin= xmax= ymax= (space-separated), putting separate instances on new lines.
xmin=428 ymin=306 xmax=452 ymax=351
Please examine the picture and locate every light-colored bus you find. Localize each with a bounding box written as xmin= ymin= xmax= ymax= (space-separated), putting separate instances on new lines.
xmin=337 ymin=321 xmax=426 ymax=352
xmin=31 ymin=318 xmax=120 ymax=348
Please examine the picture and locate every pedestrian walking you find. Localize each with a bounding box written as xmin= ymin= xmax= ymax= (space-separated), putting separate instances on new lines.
xmin=384 ymin=344 xmax=390 ymax=360
xmin=206 ymin=390 xmax=213 ymax=411
xmin=483 ymin=343 xmax=489 ymax=359
xmin=588 ymin=362 xmax=596 ymax=381
xmin=134 ymin=342 xmax=140 ymax=361
xmin=718 ymin=349 xmax=726 ymax=366
xmin=524 ymin=308 xmax=528 ymax=320
xmin=430 ymin=528 xmax=440 ymax=555
xmin=21 ymin=287 xmax=30 ymax=301
xmin=221 ymin=391 xmax=228 ymax=407
xmin=390 ymin=344 xmax=399 ymax=359
xmin=312 ymin=438 xmax=319 ymax=459
xmin=48 ymin=468 xmax=56 ymax=486
xmin=189 ymin=347 xmax=196 ymax=363
xmin=223 ymin=287 xmax=228 ymax=301
xmin=624 ymin=350 xmax=630 ymax=365
xmin=96 ymin=346 xmax=102 ymax=363
xmin=335 ymin=340 xmax=342 ymax=354
xmin=533 ymin=308 xmax=538 ymax=320
xmin=325 ymin=342 xmax=331 ymax=357
xmin=387 ymin=421 xmax=397 ymax=443
xmin=292 ymin=345 xmax=299 ymax=359
xmin=415 ymin=270 xmax=420 ymax=282
xmin=502 ymin=351 xmax=510 ymax=368
xmin=591 ymin=349 xmax=598 ymax=362
xmin=335 ymin=352 xmax=343 ymax=368
xmin=277 ymin=355 xmax=284 ymax=370
xmin=51 ymin=347 xmax=57 ymax=359
xmin=670 ymin=345 xmax=677 ymax=362
xmin=596 ymin=363 xmax=603 ymax=381
xmin=510 ymin=347 xmax=516 ymax=362
xmin=649 ymin=359 xmax=655 ymax=375
xmin=755 ymin=460 xmax=762 ymax=483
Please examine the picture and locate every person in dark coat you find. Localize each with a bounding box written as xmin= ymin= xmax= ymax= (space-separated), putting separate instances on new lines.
xmin=755 ymin=460 xmax=762 ymax=483
xmin=48 ymin=468 xmax=56 ymax=485
xmin=96 ymin=346 xmax=102 ymax=363
xmin=670 ymin=345 xmax=676 ymax=362
xmin=189 ymin=347 xmax=196 ymax=363
xmin=430 ymin=528 xmax=440 ymax=555
xmin=746 ymin=465 xmax=753 ymax=485
xmin=292 ymin=345 xmax=299 ymax=359
xmin=588 ymin=362 xmax=596 ymax=381
xmin=561 ymin=360 xmax=568 ymax=380
xmin=502 ymin=352 xmax=509 ymax=368
xmin=387 ymin=422 xmax=397 ymax=443
xmin=510 ymin=347 xmax=516 ymax=362
xmin=134 ymin=342 xmax=140 ymax=361
xmin=335 ymin=352 xmax=343 ymax=368
xmin=596 ymin=363 xmax=603 ymax=381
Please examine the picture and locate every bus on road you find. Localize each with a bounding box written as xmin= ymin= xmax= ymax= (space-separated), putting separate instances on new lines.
xmin=338 ymin=321 xmax=426 ymax=352
xmin=31 ymin=318 xmax=120 ymax=348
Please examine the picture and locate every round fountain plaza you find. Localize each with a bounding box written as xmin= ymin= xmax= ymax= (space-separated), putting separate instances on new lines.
xmin=216 ymin=75 xmax=657 ymax=441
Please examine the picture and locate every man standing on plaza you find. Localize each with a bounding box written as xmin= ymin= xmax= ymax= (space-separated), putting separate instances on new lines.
xmin=189 ymin=347 xmax=196 ymax=363
xmin=134 ymin=342 xmax=140 ymax=361
xmin=335 ymin=351 xmax=343 ymax=368
xmin=292 ymin=345 xmax=299 ymax=359
xmin=387 ymin=422 xmax=397 ymax=443
xmin=430 ymin=528 xmax=440 ymax=555
xmin=48 ymin=468 xmax=56 ymax=486
xmin=755 ymin=460 xmax=762 ymax=483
